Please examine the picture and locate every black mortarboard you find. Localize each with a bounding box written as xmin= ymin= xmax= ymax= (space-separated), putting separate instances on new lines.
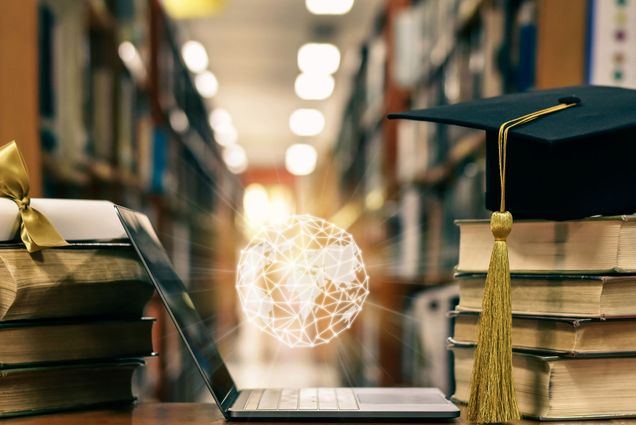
xmin=389 ymin=85 xmax=636 ymax=221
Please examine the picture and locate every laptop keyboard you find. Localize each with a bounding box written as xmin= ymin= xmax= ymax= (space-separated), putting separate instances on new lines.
xmin=242 ymin=388 xmax=359 ymax=411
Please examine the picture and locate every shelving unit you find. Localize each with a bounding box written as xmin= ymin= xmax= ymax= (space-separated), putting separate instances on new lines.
xmin=0 ymin=0 xmax=243 ymax=402
xmin=322 ymin=0 xmax=588 ymax=389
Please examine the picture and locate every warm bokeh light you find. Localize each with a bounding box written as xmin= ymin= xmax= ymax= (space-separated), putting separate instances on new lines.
xmin=289 ymin=109 xmax=325 ymax=136
xmin=295 ymin=73 xmax=335 ymax=100
xmin=180 ymin=40 xmax=209 ymax=73
xmin=213 ymin=121 xmax=238 ymax=147
xmin=209 ymin=108 xmax=232 ymax=130
xmin=194 ymin=71 xmax=219 ymax=98
xmin=305 ymin=0 xmax=354 ymax=15
xmin=243 ymin=184 xmax=270 ymax=228
xmin=297 ymin=43 xmax=341 ymax=75
xmin=222 ymin=144 xmax=247 ymax=174
xmin=243 ymin=184 xmax=294 ymax=234
xmin=168 ymin=109 xmax=189 ymax=133
xmin=162 ymin=0 xmax=225 ymax=19
xmin=118 ymin=41 xmax=146 ymax=81
xmin=285 ymin=143 xmax=318 ymax=176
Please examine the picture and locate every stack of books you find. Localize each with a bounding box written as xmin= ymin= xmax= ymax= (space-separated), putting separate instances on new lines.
xmin=0 ymin=200 xmax=154 ymax=417
xmin=450 ymin=216 xmax=636 ymax=420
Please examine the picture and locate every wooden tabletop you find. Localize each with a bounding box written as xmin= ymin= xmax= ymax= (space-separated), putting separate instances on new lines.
xmin=3 ymin=403 xmax=636 ymax=425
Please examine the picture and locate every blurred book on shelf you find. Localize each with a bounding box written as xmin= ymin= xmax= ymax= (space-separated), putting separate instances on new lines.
xmin=29 ymin=0 xmax=243 ymax=403
xmin=326 ymin=0 xmax=592 ymax=391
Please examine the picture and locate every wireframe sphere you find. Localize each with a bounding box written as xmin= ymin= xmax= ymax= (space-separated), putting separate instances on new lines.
xmin=236 ymin=215 xmax=369 ymax=347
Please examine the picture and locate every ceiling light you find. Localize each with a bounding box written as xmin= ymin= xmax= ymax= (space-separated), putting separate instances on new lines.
xmin=214 ymin=121 xmax=238 ymax=147
xmin=295 ymin=73 xmax=335 ymax=100
xmin=194 ymin=71 xmax=218 ymax=98
xmin=169 ymin=109 xmax=189 ymax=133
xmin=181 ymin=40 xmax=208 ymax=73
xmin=289 ymin=109 xmax=325 ymax=137
xmin=285 ymin=143 xmax=317 ymax=176
xmin=223 ymin=145 xmax=247 ymax=174
xmin=209 ymin=108 xmax=232 ymax=130
xmin=305 ymin=0 xmax=354 ymax=15
xmin=298 ymin=43 xmax=341 ymax=75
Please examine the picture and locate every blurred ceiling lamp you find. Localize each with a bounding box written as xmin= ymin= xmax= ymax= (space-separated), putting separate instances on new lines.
xmin=295 ymin=73 xmax=335 ymax=100
xmin=181 ymin=40 xmax=209 ymax=73
xmin=169 ymin=109 xmax=189 ymax=133
xmin=285 ymin=143 xmax=318 ymax=176
xmin=209 ymin=108 xmax=237 ymax=146
xmin=223 ymin=144 xmax=248 ymax=174
xmin=213 ymin=121 xmax=238 ymax=147
xmin=162 ymin=0 xmax=225 ymax=19
xmin=209 ymin=108 xmax=232 ymax=130
xmin=305 ymin=0 xmax=354 ymax=15
xmin=118 ymin=41 xmax=147 ymax=82
xmin=297 ymin=43 xmax=341 ymax=75
xmin=194 ymin=71 xmax=219 ymax=98
xmin=289 ymin=109 xmax=325 ymax=136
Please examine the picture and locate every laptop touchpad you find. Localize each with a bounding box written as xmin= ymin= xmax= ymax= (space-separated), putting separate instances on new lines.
xmin=357 ymin=393 xmax=445 ymax=404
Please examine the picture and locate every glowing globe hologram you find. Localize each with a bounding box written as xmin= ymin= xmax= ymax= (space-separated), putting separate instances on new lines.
xmin=236 ymin=215 xmax=369 ymax=347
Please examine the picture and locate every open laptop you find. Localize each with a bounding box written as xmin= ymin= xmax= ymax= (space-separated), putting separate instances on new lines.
xmin=115 ymin=206 xmax=459 ymax=420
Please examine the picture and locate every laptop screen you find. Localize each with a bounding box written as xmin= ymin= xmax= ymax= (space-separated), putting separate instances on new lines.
xmin=115 ymin=206 xmax=237 ymax=411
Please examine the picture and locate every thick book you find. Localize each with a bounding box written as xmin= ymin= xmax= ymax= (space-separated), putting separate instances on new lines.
xmin=456 ymin=274 xmax=636 ymax=318
xmin=452 ymin=345 xmax=636 ymax=420
xmin=0 ymin=245 xmax=153 ymax=321
xmin=0 ymin=361 xmax=140 ymax=418
xmin=456 ymin=216 xmax=636 ymax=273
xmin=0 ymin=318 xmax=153 ymax=366
xmin=451 ymin=311 xmax=636 ymax=355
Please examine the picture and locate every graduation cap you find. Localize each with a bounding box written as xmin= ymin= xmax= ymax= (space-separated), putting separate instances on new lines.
xmin=389 ymin=85 xmax=636 ymax=221
xmin=389 ymin=85 xmax=636 ymax=423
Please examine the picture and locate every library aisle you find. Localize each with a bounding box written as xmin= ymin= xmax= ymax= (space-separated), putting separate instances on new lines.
xmin=1 ymin=0 xmax=636 ymax=420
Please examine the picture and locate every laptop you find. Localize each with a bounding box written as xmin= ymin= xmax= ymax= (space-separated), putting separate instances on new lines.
xmin=115 ymin=206 xmax=460 ymax=420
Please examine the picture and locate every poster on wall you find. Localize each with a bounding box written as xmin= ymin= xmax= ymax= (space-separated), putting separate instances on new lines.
xmin=588 ymin=0 xmax=636 ymax=88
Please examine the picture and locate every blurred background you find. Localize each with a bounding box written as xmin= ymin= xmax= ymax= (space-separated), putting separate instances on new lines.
xmin=0 ymin=0 xmax=632 ymax=403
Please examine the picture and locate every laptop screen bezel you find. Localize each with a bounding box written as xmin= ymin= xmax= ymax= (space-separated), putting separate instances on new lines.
xmin=115 ymin=206 xmax=239 ymax=416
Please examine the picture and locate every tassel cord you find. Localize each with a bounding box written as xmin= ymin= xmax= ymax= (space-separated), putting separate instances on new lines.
xmin=468 ymin=100 xmax=578 ymax=423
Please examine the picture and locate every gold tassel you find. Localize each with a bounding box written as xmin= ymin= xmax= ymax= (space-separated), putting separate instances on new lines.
xmin=466 ymin=99 xmax=578 ymax=423
xmin=467 ymin=211 xmax=519 ymax=423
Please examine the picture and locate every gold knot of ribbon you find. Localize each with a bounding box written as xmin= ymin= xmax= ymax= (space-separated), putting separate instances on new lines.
xmin=0 ymin=141 xmax=68 ymax=252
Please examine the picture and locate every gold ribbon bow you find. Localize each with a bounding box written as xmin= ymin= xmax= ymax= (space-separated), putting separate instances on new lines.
xmin=0 ymin=141 xmax=68 ymax=252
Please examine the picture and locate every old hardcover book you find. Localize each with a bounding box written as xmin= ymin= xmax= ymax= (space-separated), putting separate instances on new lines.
xmin=0 ymin=246 xmax=153 ymax=321
xmin=456 ymin=216 xmax=636 ymax=273
xmin=0 ymin=361 xmax=140 ymax=418
xmin=452 ymin=311 xmax=636 ymax=355
xmin=456 ymin=274 xmax=636 ymax=317
xmin=0 ymin=318 xmax=153 ymax=366
xmin=452 ymin=345 xmax=636 ymax=419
